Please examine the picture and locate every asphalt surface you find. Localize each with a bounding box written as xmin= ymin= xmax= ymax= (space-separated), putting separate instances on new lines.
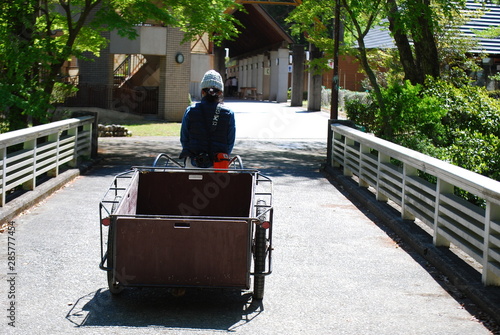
xmin=0 ymin=101 xmax=498 ymax=334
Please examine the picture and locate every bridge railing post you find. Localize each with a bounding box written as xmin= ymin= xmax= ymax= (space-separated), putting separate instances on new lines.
xmin=376 ymin=152 xmax=389 ymax=202
xmin=402 ymin=164 xmax=417 ymax=221
xmin=1 ymin=147 xmax=6 ymax=207
xmin=433 ymin=178 xmax=452 ymax=248
xmin=483 ymin=202 xmax=500 ymax=285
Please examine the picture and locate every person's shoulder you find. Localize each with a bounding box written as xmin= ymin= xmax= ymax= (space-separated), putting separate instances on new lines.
xmin=220 ymin=105 xmax=233 ymax=114
xmin=186 ymin=101 xmax=202 ymax=111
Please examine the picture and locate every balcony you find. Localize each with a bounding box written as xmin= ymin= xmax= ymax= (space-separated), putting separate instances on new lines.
xmin=110 ymin=26 xmax=167 ymax=56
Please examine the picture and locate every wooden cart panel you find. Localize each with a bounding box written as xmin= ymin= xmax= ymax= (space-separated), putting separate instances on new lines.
xmin=113 ymin=217 xmax=251 ymax=288
xmin=133 ymin=171 xmax=254 ymax=217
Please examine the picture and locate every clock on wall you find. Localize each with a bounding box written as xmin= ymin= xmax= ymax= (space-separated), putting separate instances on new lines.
xmin=175 ymin=52 xmax=184 ymax=64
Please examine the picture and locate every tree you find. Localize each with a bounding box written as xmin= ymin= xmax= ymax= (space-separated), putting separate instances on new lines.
xmin=287 ymin=0 xmax=387 ymax=128
xmin=0 ymin=0 xmax=241 ymax=131
xmin=385 ymin=0 xmax=467 ymax=85
xmin=339 ymin=0 xmax=388 ymax=131
xmin=287 ymin=0 xmax=476 ymax=88
xmin=0 ymin=1 xmax=43 ymax=131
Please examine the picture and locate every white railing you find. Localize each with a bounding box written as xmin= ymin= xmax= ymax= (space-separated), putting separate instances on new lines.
xmin=329 ymin=123 xmax=500 ymax=286
xmin=0 ymin=116 xmax=95 ymax=207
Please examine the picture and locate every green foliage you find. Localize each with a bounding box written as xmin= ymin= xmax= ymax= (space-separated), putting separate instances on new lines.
xmin=363 ymin=48 xmax=404 ymax=88
xmin=50 ymin=83 xmax=79 ymax=104
xmin=423 ymin=78 xmax=500 ymax=144
xmin=347 ymin=79 xmax=500 ymax=182
xmin=422 ymin=79 xmax=500 ymax=181
xmin=443 ymin=131 xmax=500 ymax=180
xmin=0 ymin=0 xmax=51 ymax=129
xmin=487 ymin=90 xmax=500 ymax=99
xmin=376 ymin=80 xmax=448 ymax=142
xmin=344 ymin=92 xmax=376 ymax=132
xmin=0 ymin=0 xmax=242 ymax=131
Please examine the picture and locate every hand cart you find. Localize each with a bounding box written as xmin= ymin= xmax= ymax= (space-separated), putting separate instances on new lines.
xmin=99 ymin=154 xmax=273 ymax=299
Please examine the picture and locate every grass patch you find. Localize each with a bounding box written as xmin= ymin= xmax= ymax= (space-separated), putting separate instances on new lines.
xmin=119 ymin=121 xmax=182 ymax=137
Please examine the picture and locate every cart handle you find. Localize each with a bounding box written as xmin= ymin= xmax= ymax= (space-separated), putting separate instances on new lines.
xmin=152 ymin=153 xmax=184 ymax=168
xmin=229 ymin=155 xmax=244 ymax=169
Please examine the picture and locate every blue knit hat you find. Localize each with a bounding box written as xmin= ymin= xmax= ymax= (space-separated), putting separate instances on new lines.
xmin=200 ymin=70 xmax=224 ymax=92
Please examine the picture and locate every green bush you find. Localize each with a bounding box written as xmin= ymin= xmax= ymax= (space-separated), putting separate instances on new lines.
xmin=423 ymin=79 xmax=500 ymax=144
xmin=345 ymin=99 xmax=375 ymax=131
xmin=487 ymin=90 xmax=500 ymax=99
xmin=345 ymin=78 xmax=500 ymax=183
xmin=375 ymin=81 xmax=447 ymax=143
xmin=443 ymin=130 xmax=500 ymax=181
xmin=344 ymin=91 xmax=375 ymax=131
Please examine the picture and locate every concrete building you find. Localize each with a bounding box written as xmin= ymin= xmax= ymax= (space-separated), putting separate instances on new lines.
xmin=67 ymin=1 xmax=321 ymax=122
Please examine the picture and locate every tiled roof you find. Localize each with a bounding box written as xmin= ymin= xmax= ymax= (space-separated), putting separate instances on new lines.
xmin=461 ymin=1 xmax=500 ymax=54
xmin=363 ymin=21 xmax=394 ymax=49
xmin=363 ymin=1 xmax=500 ymax=55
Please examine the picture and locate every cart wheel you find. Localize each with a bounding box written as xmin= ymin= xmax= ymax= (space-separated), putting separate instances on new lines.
xmin=253 ymin=200 xmax=268 ymax=300
xmin=253 ymin=225 xmax=266 ymax=300
xmin=107 ymin=224 xmax=124 ymax=295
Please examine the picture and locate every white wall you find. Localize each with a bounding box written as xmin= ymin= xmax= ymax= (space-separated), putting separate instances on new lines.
xmin=190 ymin=53 xmax=213 ymax=101
xmin=110 ymin=27 xmax=167 ymax=55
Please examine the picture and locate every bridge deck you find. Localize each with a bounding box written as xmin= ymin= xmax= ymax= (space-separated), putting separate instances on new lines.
xmin=0 ymin=101 xmax=497 ymax=334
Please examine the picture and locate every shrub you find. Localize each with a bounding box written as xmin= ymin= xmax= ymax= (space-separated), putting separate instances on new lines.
xmin=423 ymin=79 xmax=500 ymax=146
xmin=344 ymin=91 xmax=375 ymax=130
xmin=443 ymin=130 xmax=500 ymax=180
xmin=375 ymin=80 xmax=447 ymax=142
xmin=345 ymin=99 xmax=376 ymax=132
xmin=344 ymin=78 xmax=500 ymax=184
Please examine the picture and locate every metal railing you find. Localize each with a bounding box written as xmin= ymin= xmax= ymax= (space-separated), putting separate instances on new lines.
xmin=114 ymin=54 xmax=146 ymax=87
xmin=329 ymin=123 xmax=500 ymax=286
xmin=0 ymin=116 xmax=95 ymax=207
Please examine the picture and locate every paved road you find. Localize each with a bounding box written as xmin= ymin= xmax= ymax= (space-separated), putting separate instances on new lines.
xmin=0 ymin=101 xmax=496 ymax=334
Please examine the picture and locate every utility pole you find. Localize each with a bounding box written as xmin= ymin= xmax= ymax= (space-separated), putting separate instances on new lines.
xmin=327 ymin=0 xmax=342 ymax=166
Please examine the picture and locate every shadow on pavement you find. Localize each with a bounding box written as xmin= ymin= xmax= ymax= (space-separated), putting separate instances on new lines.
xmin=93 ymin=137 xmax=327 ymax=180
xmin=66 ymin=287 xmax=263 ymax=331
xmin=323 ymin=166 xmax=500 ymax=333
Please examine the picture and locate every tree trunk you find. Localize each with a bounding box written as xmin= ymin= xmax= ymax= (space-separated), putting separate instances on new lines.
xmin=386 ymin=0 xmax=423 ymax=85
xmin=411 ymin=0 xmax=440 ymax=79
xmin=356 ymin=38 xmax=392 ymax=137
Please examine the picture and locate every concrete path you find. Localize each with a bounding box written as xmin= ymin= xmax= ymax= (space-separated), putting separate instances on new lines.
xmin=0 ymin=101 xmax=497 ymax=334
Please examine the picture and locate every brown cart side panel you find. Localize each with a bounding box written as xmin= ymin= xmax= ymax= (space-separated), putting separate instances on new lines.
xmin=135 ymin=171 xmax=254 ymax=217
xmin=114 ymin=171 xmax=139 ymax=215
xmin=114 ymin=217 xmax=251 ymax=288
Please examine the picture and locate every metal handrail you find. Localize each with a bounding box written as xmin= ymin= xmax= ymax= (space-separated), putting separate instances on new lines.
xmin=113 ymin=54 xmax=146 ymax=87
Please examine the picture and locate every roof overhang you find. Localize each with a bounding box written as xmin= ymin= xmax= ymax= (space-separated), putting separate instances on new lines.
xmin=223 ymin=3 xmax=295 ymax=59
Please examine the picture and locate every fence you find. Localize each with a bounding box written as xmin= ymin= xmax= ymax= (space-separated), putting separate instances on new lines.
xmin=63 ymin=83 xmax=159 ymax=115
xmin=0 ymin=116 xmax=95 ymax=207
xmin=329 ymin=123 xmax=500 ymax=286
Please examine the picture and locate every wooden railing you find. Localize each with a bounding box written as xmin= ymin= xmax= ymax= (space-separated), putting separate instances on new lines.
xmin=329 ymin=123 xmax=500 ymax=286
xmin=0 ymin=116 xmax=95 ymax=206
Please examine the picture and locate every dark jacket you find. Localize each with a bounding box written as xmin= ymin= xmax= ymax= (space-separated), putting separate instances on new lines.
xmin=180 ymin=98 xmax=236 ymax=159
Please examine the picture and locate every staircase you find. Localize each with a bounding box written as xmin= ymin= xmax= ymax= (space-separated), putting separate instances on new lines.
xmin=113 ymin=54 xmax=147 ymax=87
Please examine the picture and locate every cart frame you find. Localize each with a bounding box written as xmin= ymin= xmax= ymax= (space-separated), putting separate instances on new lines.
xmin=99 ymin=154 xmax=273 ymax=299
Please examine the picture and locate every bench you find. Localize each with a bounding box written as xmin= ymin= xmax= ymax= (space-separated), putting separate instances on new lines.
xmin=239 ymin=87 xmax=258 ymax=100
